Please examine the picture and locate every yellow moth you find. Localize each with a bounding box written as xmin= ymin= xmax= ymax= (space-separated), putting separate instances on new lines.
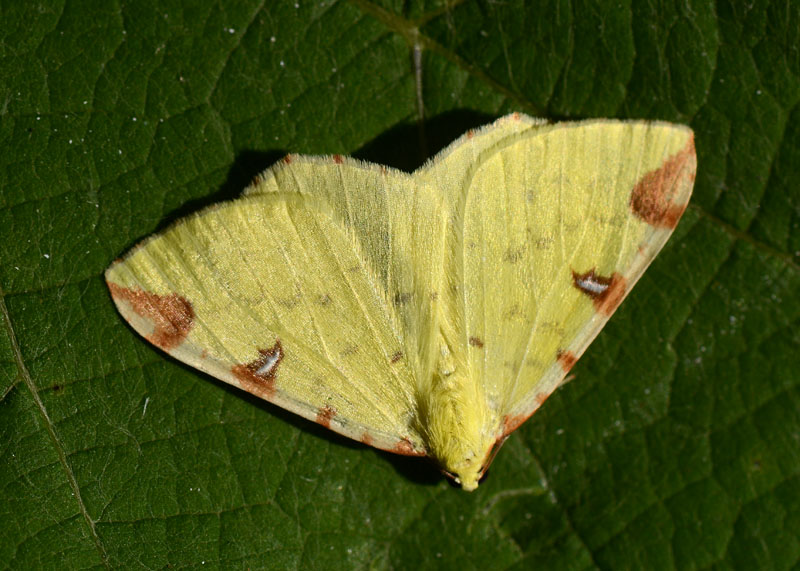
xmin=106 ymin=113 xmax=696 ymax=491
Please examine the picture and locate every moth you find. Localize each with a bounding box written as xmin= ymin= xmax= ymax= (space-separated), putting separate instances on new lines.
xmin=107 ymin=114 xmax=696 ymax=490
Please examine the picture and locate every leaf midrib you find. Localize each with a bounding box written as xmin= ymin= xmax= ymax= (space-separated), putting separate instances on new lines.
xmin=0 ymin=286 xmax=111 ymax=569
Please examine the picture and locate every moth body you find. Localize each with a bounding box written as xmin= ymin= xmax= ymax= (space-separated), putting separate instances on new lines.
xmin=417 ymin=339 xmax=498 ymax=490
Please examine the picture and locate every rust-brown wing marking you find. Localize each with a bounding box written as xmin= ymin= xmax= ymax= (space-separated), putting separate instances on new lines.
xmin=108 ymin=283 xmax=194 ymax=350
xmin=630 ymin=137 xmax=695 ymax=228
xmin=231 ymin=340 xmax=284 ymax=399
xmin=571 ymin=269 xmax=627 ymax=316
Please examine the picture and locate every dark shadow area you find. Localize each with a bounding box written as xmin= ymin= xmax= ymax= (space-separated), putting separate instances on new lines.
xmin=202 ymin=367 xmax=442 ymax=488
xmin=353 ymin=108 xmax=496 ymax=171
xmin=150 ymin=107 xmax=498 ymax=240
xmin=379 ymin=451 xmax=443 ymax=487
xmin=151 ymin=149 xmax=287 ymax=235
xmin=128 ymin=108 xmax=498 ymax=253
xmin=146 ymin=109 xmax=496 ymax=242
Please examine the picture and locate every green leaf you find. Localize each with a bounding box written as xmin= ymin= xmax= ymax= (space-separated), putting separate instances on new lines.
xmin=2 ymin=0 xmax=798 ymax=568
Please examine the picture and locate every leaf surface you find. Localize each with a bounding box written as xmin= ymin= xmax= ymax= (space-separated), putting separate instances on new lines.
xmin=1 ymin=1 xmax=798 ymax=568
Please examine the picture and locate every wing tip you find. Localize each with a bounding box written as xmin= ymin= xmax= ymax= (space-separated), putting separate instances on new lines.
xmin=107 ymin=281 xmax=195 ymax=351
xmin=629 ymin=135 xmax=696 ymax=229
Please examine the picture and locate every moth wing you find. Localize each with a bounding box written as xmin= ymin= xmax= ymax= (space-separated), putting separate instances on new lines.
xmin=107 ymin=160 xmax=445 ymax=455
xmin=246 ymin=156 xmax=446 ymax=382
xmin=424 ymin=116 xmax=696 ymax=437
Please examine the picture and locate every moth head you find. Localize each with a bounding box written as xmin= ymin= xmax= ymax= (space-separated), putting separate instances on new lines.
xmin=441 ymin=434 xmax=506 ymax=491
xmin=444 ymin=458 xmax=483 ymax=492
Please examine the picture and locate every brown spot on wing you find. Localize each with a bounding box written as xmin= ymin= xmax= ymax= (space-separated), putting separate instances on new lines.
xmin=316 ymin=405 xmax=337 ymax=428
xmin=108 ymin=283 xmax=195 ymax=350
xmin=557 ymin=350 xmax=577 ymax=373
xmin=391 ymin=437 xmax=426 ymax=456
xmin=390 ymin=351 xmax=403 ymax=364
xmin=503 ymin=247 xmax=524 ymax=264
xmin=501 ymin=413 xmax=531 ymax=438
xmin=629 ymin=136 xmax=696 ymax=228
xmin=333 ymin=154 xmax=344 ymax=164
xmin=282 ymin=154 xmax=293 ymax=164
xmin=469 ymin=336 xmax=484 ymax=348
xmin=231 ymin=340 xmax=284 ymax=399
xmin=394 ymin=292 xmax=413 ymax=305
xmin=571 ymin=269 xmax=627 ymax=316
xmin=340 ymin=344 xmax=359 ymax=357
xmin=360 ymin=433 xmax=374 ymax=446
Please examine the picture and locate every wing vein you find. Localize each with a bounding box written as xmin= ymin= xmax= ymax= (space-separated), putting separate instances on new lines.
xmin=262 ymin=205 xmax=340 ymax=372
xmin=289 ymin=206 xmax=411 ymax=429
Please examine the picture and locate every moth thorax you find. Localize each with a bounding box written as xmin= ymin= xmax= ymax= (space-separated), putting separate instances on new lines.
xmin=418 ymin=365 xmax=494 ymax=491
